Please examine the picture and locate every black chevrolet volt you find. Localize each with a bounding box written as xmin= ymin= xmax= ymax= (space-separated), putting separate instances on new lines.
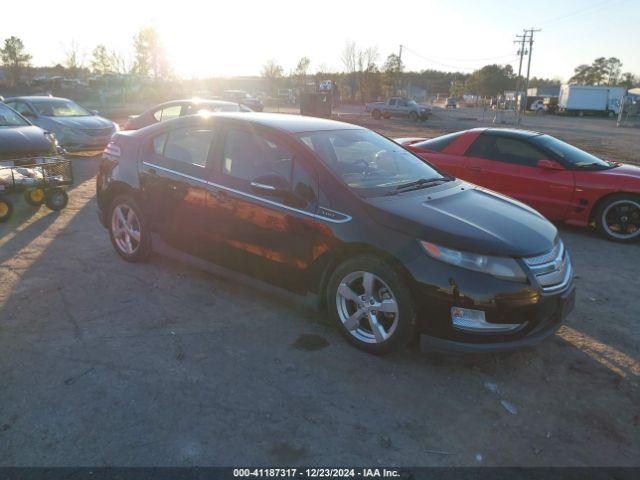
xmin=97 ymin=113 xmax=575 ymax=354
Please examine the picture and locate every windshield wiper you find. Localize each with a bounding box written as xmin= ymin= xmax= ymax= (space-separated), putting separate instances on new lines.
xmin=393 ymin=177 xmax=450 ymax=193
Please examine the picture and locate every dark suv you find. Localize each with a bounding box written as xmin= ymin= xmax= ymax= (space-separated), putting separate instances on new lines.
xmin=97 ymin=113 xmax=574 ymax=354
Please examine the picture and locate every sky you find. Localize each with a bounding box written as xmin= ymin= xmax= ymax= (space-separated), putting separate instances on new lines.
xmin=2 ymin=0 xmax=638 ymax=81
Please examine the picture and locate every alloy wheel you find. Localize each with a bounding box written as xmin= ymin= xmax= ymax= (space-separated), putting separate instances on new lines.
xmin=111 ymin=204 xmax=142 ymax=255
xmin=602 ymin=199 xmax=640 ymax=240
xmin=335 ymin=271 xmax=399 ymax=344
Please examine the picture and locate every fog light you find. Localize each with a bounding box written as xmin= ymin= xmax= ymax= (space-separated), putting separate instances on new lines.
xmin=451 ymin=307 xmax=521 ymax=332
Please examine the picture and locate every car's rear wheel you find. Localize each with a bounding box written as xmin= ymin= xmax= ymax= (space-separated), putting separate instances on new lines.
xmin=372 ymin=109 xmax=381 ymax=119
xmin=327 ymin=255 xmax=415 ymax=354
xmin=595 ymin=194 xmax=640 ymax=243
xmin=24 ymin=188 xmax=45 ymax=206
xmin=108 ymin=195 xmax=151 ymax=262
xmin=0 ymin=196 xmax=13 ymax=223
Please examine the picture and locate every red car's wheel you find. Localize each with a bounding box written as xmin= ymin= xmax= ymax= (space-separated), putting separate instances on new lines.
xmin=595 ymin=194 xmax=640 ymax=243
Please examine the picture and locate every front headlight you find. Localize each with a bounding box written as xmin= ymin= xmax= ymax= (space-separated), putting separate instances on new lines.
xmin=419 ymin=240 xmax=527 ymax=282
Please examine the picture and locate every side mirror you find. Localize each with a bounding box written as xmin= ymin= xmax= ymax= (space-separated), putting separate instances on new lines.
xmin=90 ymin=109 xmax=99 ymax=115
xmin=21 ymin=110 xmax=36 ymax=118
xmin=537 ymin=159 xmax=564 ymax=171
xmin=250 ymin=173 xmax=290 ymax=196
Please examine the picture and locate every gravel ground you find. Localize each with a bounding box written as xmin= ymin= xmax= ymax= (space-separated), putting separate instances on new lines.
xmin=0 ymin=128 xmax=638 ymax=466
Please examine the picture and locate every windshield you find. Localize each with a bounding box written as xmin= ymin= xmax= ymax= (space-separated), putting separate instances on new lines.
xmin=299 ymin=129 xmax=445 ymax=196
xmin=31 ymin=99 xmax=91 ymax=117
xmin=532 ymin=135 xmax=613 ymax=169
xmin=0 ymin=104 xmax=30 ymax=127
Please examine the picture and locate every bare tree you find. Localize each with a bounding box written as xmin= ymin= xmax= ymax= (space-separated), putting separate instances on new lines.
xmin=64 ymin=39 xmax=85 ymax=77
xmin=110 ymin=50 xmax=129 ymax=74
xmin=132 ymin=26 xmax=169 ymax=78
xmin=261 ymin=59 xmax=284 ymax=94
xmin=341 ymin=40 xmax=358 ymax=74
xmin=91 ymin=44 xmax=114 ymax=74
xmin=0 ymin=36 xmax=32 ymax=86
xmin=294 ymin=56 xmax=311 ymax=86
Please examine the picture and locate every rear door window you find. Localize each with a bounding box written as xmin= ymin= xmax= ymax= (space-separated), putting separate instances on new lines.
xmin=152 ymin=126 xmax=216 ymax=177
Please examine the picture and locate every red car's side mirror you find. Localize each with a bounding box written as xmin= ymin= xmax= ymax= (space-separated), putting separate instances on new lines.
xmin=537 ymin=159 xmax=564 ymax=171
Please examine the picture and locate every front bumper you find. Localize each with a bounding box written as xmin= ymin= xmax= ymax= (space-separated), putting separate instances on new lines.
xmin=420 ymin=286 xmax=575 ymax=353
xmin=56 ymin=128 xmax=116 ymax=151
xmin=62 ymin=137 xmax=112 ymax=151
xmin=403 ymin=253 xmax=575 ymax=353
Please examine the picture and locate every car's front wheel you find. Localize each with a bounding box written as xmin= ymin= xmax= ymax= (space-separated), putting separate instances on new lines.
xmin=327 ymin=255 xmax=415 ymax=354
xmin=595 ymin=194 xmax=640 ymax=243
xmin=108 ymin=195 xmax=151 ymax=262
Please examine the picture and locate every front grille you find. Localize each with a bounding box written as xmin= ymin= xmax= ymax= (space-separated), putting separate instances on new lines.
xmin=80 ymin=127 xmax=113 ymax=137
xmin=524 ymin=241 xmax=573 ymax=294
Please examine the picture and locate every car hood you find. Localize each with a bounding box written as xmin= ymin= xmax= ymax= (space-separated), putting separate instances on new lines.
xmin=587 ymin=163 xmax=640 ymax=185
xmin=365 ymin=181 xmax=558 ymax=257
xmin=43 ymin=115 xmax=115 ymax=129
xmin=0 ymin=125 xmax=53 ymax=157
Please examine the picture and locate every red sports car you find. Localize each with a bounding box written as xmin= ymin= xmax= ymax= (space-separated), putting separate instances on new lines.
xmin=397 ymin=128 xmax=640 ymax=242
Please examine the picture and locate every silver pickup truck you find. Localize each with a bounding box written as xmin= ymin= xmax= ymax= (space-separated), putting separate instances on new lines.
xmin=365 ymin=97 xmax=432 ymax=121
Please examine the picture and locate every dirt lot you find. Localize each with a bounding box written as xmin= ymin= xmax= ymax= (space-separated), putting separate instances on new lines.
xmin=0 ymin=115 xmax=638 ymax=466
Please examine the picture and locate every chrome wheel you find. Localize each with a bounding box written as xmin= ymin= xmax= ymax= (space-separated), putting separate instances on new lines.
xmin=111 ymin=203 xmax=142 ymax=255
xmin=335 ymin=271 xmax=399 ymax=344
xmin=602 ymin=199 xmax=640 ymax=240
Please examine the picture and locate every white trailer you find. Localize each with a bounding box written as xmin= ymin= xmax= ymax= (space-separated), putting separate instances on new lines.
xmin=558 ymin=85 xmax=626 ymax=116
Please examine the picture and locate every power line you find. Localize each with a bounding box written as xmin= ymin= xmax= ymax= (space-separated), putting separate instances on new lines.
xmin=539 ymin=0 xmax=623 ymax=26
xmin=403 ymin=46 xmax=518 ymax=72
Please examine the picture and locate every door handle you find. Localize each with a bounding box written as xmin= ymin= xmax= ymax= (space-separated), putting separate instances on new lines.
xmin=468 ymin=166 xmax=482 ymax=172
xmin=146 ymin=167 xmax=157 ymax=175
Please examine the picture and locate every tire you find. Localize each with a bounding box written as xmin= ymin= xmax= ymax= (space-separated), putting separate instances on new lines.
xmin=372 ymin=109 xmax=381 ymax=120
xmin=44 ymin=188 xmax=68 ymax=211
xmin=409 ymin=111 xmax=418 ymax=122
xmin=24 ymin=188 xmax=46 ymax=206
xmin=0 ymin=196 xmax=13 ymax=223
xmin=594 ymin=194 xmax=640 ymax=243
xmin=108 ymin=194 xmax=151 ymax=262
xmin=326 ymin=255 xmax=415 ymax=355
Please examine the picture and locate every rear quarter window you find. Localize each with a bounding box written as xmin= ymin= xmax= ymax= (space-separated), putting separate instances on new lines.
xmin=412 ymin=131 xmax=465 ymax=152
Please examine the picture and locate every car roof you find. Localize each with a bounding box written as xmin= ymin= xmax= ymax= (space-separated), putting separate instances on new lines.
xmin=6 ymin=95 xmax=71 ymax=102
xmin=196 ymin=112 xmax=363 ymax=133
xmin=157 ymin=98 xmax=238 ymax=108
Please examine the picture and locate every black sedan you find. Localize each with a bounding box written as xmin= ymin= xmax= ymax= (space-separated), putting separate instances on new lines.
xmin=97 ymin=113 xmax=574 ymax=354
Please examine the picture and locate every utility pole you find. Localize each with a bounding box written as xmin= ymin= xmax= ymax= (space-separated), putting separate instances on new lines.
xmin=514 ymin=33 xmax=528 ymax=124
xmin=522 ymin=28 xmax=541 ymax=120
xmin=397 ymin=44 xmax=403 ymax=95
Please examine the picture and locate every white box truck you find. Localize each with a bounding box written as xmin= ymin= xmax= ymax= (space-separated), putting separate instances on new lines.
xmin=558 ymin=85 xmax=626 ymax=116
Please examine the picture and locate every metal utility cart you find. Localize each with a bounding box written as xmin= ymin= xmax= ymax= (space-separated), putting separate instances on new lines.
xmin=0 ymin=156 xmax=73 ymax=223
